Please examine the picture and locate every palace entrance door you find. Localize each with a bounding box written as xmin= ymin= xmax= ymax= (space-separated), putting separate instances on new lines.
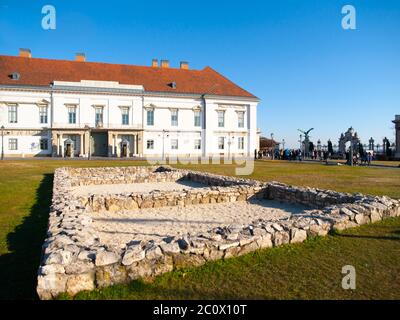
xmin=91 ymin=132 xmax=108 ymax=156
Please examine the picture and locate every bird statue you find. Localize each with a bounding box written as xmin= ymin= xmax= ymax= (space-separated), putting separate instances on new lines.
xmin=297 ymin=128 xmax=314 ymax=139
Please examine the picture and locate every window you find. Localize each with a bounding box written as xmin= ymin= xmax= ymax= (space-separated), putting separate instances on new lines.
xmin=194 ymin=110 xmax=201 ymax=127
xmin=40 ymin=139 xmax=48 ymax=150
xmin=121 ymin=107 xmax=129 ymax=125
xmin=171 ymin=109 xmax=178 ymax=126
xmin=217 ymin=111 xmax=225 ymax=128
xmin=238 ymin=137 xmax=244 ymax=150
xmin=68 ymin=106 xmax=77 ymax=124
xmin=95 ymin=107 xmax=103 ymax=126
xmin=238 ymin=111 xmax=245 ymax=128
xmin=39 ymin=105 xmax=48 ymax=124
xmin=194 ymin=139 xmax=201 ymax=150
xmin=218 ymin=137 xmax=225 ymax=150
xmin=8 ymin=105 xmax=17 ymax=123
xmin=171 ymin=139 xmax=178 ymax=150
xmin=147 ymin=109 xmax=154 ymax=126
xmin=8 ymin=138 xmax=17 ymax=150
xmin=147 ymin=139 xmax=154 ymax=149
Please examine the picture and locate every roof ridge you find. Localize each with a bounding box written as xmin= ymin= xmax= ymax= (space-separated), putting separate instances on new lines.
xmin=0 ymin=55 xmax=203 ymax=72
xmin=0 ymin=55 xmax=258 ymax=99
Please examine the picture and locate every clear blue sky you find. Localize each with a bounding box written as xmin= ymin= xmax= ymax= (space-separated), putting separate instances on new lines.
xmin=1 ymin=0 xmax=399 ymax=148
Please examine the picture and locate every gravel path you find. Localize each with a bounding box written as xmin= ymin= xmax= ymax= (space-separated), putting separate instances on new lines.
xmin=88 ymin=200 xmax=313 ymax=248
xmin=71 ymin=181 xmax=207 ymax=196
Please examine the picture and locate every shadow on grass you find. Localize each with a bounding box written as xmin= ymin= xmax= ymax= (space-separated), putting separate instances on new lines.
xmin=68 ymin=275 xmax=250 ymax=300
xmin=0 ymin=174 xmax=53 ymax=300
xmin=334 ymin=233 xmax=400 ymax=241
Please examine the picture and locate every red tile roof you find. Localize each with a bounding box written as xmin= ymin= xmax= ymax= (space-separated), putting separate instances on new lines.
xmin=0 ymin=55 xmax=257 ymax=99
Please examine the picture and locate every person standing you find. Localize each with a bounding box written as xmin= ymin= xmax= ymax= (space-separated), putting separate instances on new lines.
xmin=367 ymin=152 xmax=372 ymax=166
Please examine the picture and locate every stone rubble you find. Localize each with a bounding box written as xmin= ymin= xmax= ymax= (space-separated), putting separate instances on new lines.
xmin=36 ymin=166 xmax=400 ymax=299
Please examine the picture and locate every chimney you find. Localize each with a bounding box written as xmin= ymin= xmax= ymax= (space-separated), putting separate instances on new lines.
xmin=160 ymin=60 xmax=170 ymax=68
xmin=19 ymin=48 xmax=31 ymax=58
xmin=151 ymin=59 xmax=159 ymax=68
xmin=180 ymin=61 xmax=189 ymax=70
xmin=75 ymin=53 xmax=86 ymax=62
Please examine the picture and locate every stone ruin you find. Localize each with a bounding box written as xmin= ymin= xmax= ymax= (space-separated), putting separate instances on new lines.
xmin=36 ymin=166 xmax=400 ymax=299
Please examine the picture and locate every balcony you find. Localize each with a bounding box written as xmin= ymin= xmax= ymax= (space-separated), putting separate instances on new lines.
xmin=52 ymin=122 xmax=143 ymax=130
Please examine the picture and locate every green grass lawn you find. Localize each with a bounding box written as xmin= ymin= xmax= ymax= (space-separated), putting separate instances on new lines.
xmin=175 ymin=160 xmax=400 ymax=198
xmin=0 ymin=159 xmax=399 ymax=300
xmin=319 ymin=158 xmax=400 ymax=168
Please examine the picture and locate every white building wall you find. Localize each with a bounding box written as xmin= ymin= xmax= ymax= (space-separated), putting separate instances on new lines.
xmin=0 ymin=85 xmax=258 ymax=158
xmin=52 ymin=93 xmax=143 ymax=129
xmin=0 ymin=90 xmax=52 ymax=156
xmin=0 ymin=91 xmax=51 ymax=129
xmin=142 ymin=96 xmax=203 ymax=157
xmin=204 ymin=98 xmax=253 ymax=156
xmin=3 ymin=131 xmax=51 ymax=157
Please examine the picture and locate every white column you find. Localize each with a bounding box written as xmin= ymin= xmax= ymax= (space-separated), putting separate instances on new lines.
xmin=133 ymin=135 xmax=137 ymax=155
xmin=113 ymin=134 xmax=117 ymax=157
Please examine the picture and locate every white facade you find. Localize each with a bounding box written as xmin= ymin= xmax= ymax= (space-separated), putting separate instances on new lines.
xmin=0 ymin=80 xmax=258 ymax=158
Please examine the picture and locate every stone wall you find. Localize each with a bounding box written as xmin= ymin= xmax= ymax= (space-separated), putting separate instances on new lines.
xmin=36 ymin=166 xmax=400 ymax=299
xmin=266 ymin=182 xmax=359 ymax=208
xmin=72 ymin=166 xmax=266 ymax=212
xmin=68 ymin=165 xmax=260 ymax=187
xmin=84 ymin=184 xmax=266 ymax=212
xmin=67 ymin=166 xmax=183 ymax=186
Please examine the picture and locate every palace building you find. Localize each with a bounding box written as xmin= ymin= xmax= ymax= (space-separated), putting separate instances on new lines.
xmin=0 ymin=49 xmax=259 ymax=158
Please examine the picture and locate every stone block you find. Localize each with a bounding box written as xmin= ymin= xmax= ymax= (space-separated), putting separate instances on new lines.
xmin=96 ymin=264 xmax=128 ymax=288
xmin=256 ymin=234 xmax=273 ymax=249
xmin=273 ymin=231 xmax=290 ymax=246
xmin=37 ymin=273 xmax=67 ymax=300
xmin=66 ymin=273 xmax=95 ymax=296
xmin=160 ymin=242 xmax=181 ymax=255
xmin=238 ymin=241 xmax=259 ymax=256
xmin=173 ymin=254 xmax=206 ymax=269
xmin=290 ymin=228 xmax=307 ymax=244
xmin=207 ymin=249 xmax=224 ymax=261
xmin=122 ymin=245 xmax=145 ymax=266
xmin=95 ymin=250 xmax=120 ymax=267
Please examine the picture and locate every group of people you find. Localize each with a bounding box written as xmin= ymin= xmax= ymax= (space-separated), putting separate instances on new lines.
xmin=345 ymin=151 xmax=373 ymax=166
xmin=309 ymin=150 xmax=329 ymax=161
xmin=256 ymin=148 xmax=374 ymax=167
xmin=256 ymin=149 xmax=304 ymax=161
xmin=257 ymin=148 xmax=333 ymax=162
xmin=280 ymin=149 xmax=303 ymax=161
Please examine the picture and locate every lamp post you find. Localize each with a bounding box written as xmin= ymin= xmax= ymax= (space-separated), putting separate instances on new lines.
xmin=1 ymin=125 xmax=5 ymax=160
xmin=161 ymin=130 xmax=170 ymax=161
xmin=369 ymin=137 xmax=374 ymax=151
xmin=162 ymin=130 xmax=165 ymax=161
xmin=282 ymin=139 xmax=285 ymax=150
xmin=84 ymin=125 xmax=91 ymax=160
xmin=228 ymin=135 xmax=234 ymax=159
xmin=349 ymin=127 xmax=354 ymax=166
xmin=317 ymin=139 xmax=322 ymax=151
xmin=299 ymin=134 xmax=302 ymax=150
xmin=271 ymin=133 xmax=274 ymax=160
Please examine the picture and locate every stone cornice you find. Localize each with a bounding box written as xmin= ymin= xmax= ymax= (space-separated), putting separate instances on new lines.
xmin=0 ymin=85 xmax=260 ymax=103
